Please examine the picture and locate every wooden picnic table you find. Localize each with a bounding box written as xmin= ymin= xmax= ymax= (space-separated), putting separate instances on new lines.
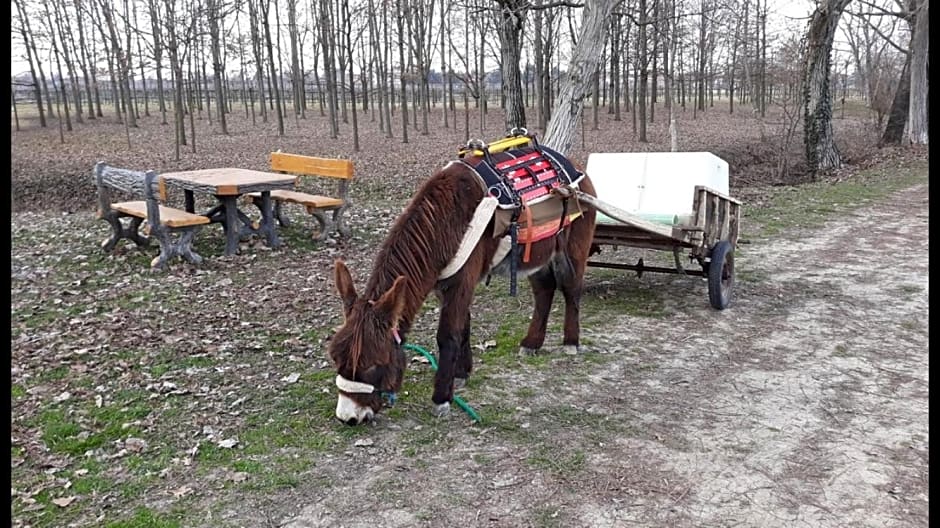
xmin=161 ymin=168 xmax=298 ymax=256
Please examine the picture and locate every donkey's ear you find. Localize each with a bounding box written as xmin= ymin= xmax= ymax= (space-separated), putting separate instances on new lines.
xmin=334 ymin=260 xmax=358 ymax=316
xmin=372 ymin=276 xmax=407 ymax=328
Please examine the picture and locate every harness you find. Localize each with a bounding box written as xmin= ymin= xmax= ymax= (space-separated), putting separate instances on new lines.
xmin=457 ymin=129 xmax=584 ymax=295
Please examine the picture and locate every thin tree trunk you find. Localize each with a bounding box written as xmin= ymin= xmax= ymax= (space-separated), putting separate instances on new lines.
xmin=881 ymin=50 xmax=912 ymax=145
xmin=395 ymin=0 xmax=408 ymax=143
xmin=342 ymin=0 xmax=359 ymax=150
xmin=248 ymin=0 xmax=268 ymax=122
xmin=208 ymin=0 xmax=228 ymax=133
xmin=261 ymin=0 xmax=285 ymax=135
xmin=638 ymin=0 xmax=648 ymax=142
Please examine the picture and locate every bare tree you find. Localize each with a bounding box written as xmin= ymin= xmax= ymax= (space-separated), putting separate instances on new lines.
xmin=13 ymin=0 xmax=47 ymax=127
xmin=261 ymin=0 xmax=285 ymax=135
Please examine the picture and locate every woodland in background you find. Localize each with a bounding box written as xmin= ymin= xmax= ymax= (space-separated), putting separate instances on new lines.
xmin=11 ymin=0 xmax=928 ymax=187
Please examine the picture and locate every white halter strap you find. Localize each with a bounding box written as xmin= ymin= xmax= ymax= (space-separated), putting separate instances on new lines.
xmin=335 ymin=374 xmax=375 ymax=394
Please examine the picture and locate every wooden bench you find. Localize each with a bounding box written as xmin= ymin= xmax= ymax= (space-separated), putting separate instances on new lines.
xmin=94 ymin=162 xmax=210 ymax=270
xmin=245 ymin=152 xmax=354 ymax=241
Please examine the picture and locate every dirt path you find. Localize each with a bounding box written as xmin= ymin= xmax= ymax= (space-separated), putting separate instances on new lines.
xmin=275 ymin=183 xmax=928 ymax=528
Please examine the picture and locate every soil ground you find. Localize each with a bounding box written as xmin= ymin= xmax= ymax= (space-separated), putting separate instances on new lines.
xmin=10 ymin=102 xmax=928 ymax=528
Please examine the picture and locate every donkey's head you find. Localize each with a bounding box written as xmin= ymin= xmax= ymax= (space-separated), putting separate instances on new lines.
xmin=328 ymin=260 xmax=409 ymax=425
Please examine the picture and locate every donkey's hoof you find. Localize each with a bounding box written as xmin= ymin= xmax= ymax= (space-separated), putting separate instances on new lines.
xmin=519 ymin=346 xmax=540 ymax=356
xmin=453 ymin=377 xmax=467 ymax=391
xmin=563 ymin=345 xmax=581 ymax=355
xmin=432 ymin=402 xmax=451 ymax=418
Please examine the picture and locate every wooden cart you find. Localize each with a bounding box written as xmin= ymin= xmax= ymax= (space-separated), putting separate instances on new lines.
xmin=578 ymin=152 xmax=743 ymax=310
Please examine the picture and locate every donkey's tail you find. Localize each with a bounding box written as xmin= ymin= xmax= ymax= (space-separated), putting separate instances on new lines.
xmin=551 ymin=235 xmax=575 ymax=287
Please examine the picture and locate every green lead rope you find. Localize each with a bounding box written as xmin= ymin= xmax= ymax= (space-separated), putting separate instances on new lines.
xmin=403 ymin=343 xmax=482 ymax=423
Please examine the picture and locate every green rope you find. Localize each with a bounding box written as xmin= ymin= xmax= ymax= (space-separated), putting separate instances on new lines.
xmin=403 ymin=343 xmax=482 ymax=423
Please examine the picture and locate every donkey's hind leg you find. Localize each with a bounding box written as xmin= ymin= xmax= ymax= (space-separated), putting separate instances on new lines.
xmin=557 ymin=213 xmax=596 ymax=355
xmin=519 ymin=267 xmax=557 ymax=355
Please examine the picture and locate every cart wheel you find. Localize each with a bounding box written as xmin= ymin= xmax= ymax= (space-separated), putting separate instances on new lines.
xmin=707 ymin=240 xmax=735 ymax=310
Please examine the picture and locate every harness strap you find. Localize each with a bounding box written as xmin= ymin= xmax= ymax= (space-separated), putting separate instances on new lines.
xmin=521 ymin=201 xmax=534 ymax=263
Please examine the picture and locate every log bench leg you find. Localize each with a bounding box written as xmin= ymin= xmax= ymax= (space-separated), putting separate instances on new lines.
xmin=333 ymin=206 xmax=351 ymax=237
xmin=257 ymin=191 xmax=281 ymax=249
xmin=309 ymin=209 xmax=332 ymax=241
xmin=220 ymin=196 xmax=240 ymax=256
xmin=150 ymin=226 xmax=204 ymax=271
xmin=101 ymin=212 xmax=151 ymax=251
xmin=274 ymin=201 xmax=291 ymax=227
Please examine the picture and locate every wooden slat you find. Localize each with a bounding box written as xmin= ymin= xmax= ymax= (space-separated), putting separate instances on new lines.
xmin=270 ymin=152 xmax=354 ymax=179
xmin=246 ymin=190 xmax=344 ymax=209
xmin=111 ymin=201 xmax=211 ymax=227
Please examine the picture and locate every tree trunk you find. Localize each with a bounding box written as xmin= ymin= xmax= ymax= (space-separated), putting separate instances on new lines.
xmin=496 ymin=0 xmax=527 ymax=130
xmin=287 ymin=0 xmax=303 ymax=118
xmin=343 ymin=0 xmax=360 ymax=151
xmin=320 ymin=0 xmax=339 ymax=137
xmin=147 ymin=0 xmax=167 ymax=124
xmin=907 ymin=0 xmax=928 ymax=144
xmin=261 ymin=0 xmax=285 ymax=135
xmin=802 ymin=0 xmax=852 ymax=176
xmin=395 ymin=0 xmax=409 ymax=143
xmin=208 ymin=0 xmax=228 ymax=133
xmin=247 ymin=0 xmax=268 ymax=122
xmin=881 ymin=50 xmax=912 ymax=145
xmin=440 ymin=0 xmax=449 ymax=128
xmin=543 ymin=0 xmax=617 ymax=152
xmin=12 ymin=84 xmax=21 ymax=131
xmin=638 ymin=0 xmax=648 ymax=142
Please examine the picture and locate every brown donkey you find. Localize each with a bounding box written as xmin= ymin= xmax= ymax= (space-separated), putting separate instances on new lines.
xmin=328 ymin=155 xmax=597 ymax=425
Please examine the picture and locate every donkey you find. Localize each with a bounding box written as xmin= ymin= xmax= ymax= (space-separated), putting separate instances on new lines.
xmin=328 ymin=153 xmax=597 ymax=425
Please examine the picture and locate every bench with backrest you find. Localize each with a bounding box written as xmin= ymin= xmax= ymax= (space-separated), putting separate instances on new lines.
xmin=94 ymin=162 xmax=210 ymax=270
xmin=245 ymin=152 xmax=354 ymax=241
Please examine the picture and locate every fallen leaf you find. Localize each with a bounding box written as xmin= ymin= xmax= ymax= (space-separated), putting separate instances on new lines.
xmin=354 ymin=438 xmax=374 ymax=447
xmin=281 ymin=373 xmax=301 ymax=384
xmin=172 ymin=485 xmax=193 ymax=498
xmin=217 ymin=438 xmax=239 ymax=449
xmin=125 ymin=438 xmax=147 ymax=453
xmin=52 ymin=496 xmax=76 ymax=507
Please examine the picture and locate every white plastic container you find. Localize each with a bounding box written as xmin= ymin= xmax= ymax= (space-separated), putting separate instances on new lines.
xmin=585 ymin=151 xmax=730 ymax=225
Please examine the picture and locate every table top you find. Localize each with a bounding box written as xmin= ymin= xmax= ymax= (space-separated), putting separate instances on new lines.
xmin=162 ymin=168 xmax=298 ymax=196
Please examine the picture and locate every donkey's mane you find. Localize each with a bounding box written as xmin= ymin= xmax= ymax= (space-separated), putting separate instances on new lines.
xmin=363 ymin=161 xmax=485 ymax=331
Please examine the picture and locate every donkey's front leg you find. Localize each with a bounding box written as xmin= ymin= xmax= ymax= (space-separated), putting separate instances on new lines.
xmin=453 ymin=311 xmax=473 ymax=391
xmin=431 ymin=283 xmax=474 ymax=417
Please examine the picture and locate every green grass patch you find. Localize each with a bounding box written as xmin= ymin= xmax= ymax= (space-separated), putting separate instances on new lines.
xmin=105 ymin=507 xmax=182 ymax=528
xmin=743 ymin=160 xmax=928 ymax=241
